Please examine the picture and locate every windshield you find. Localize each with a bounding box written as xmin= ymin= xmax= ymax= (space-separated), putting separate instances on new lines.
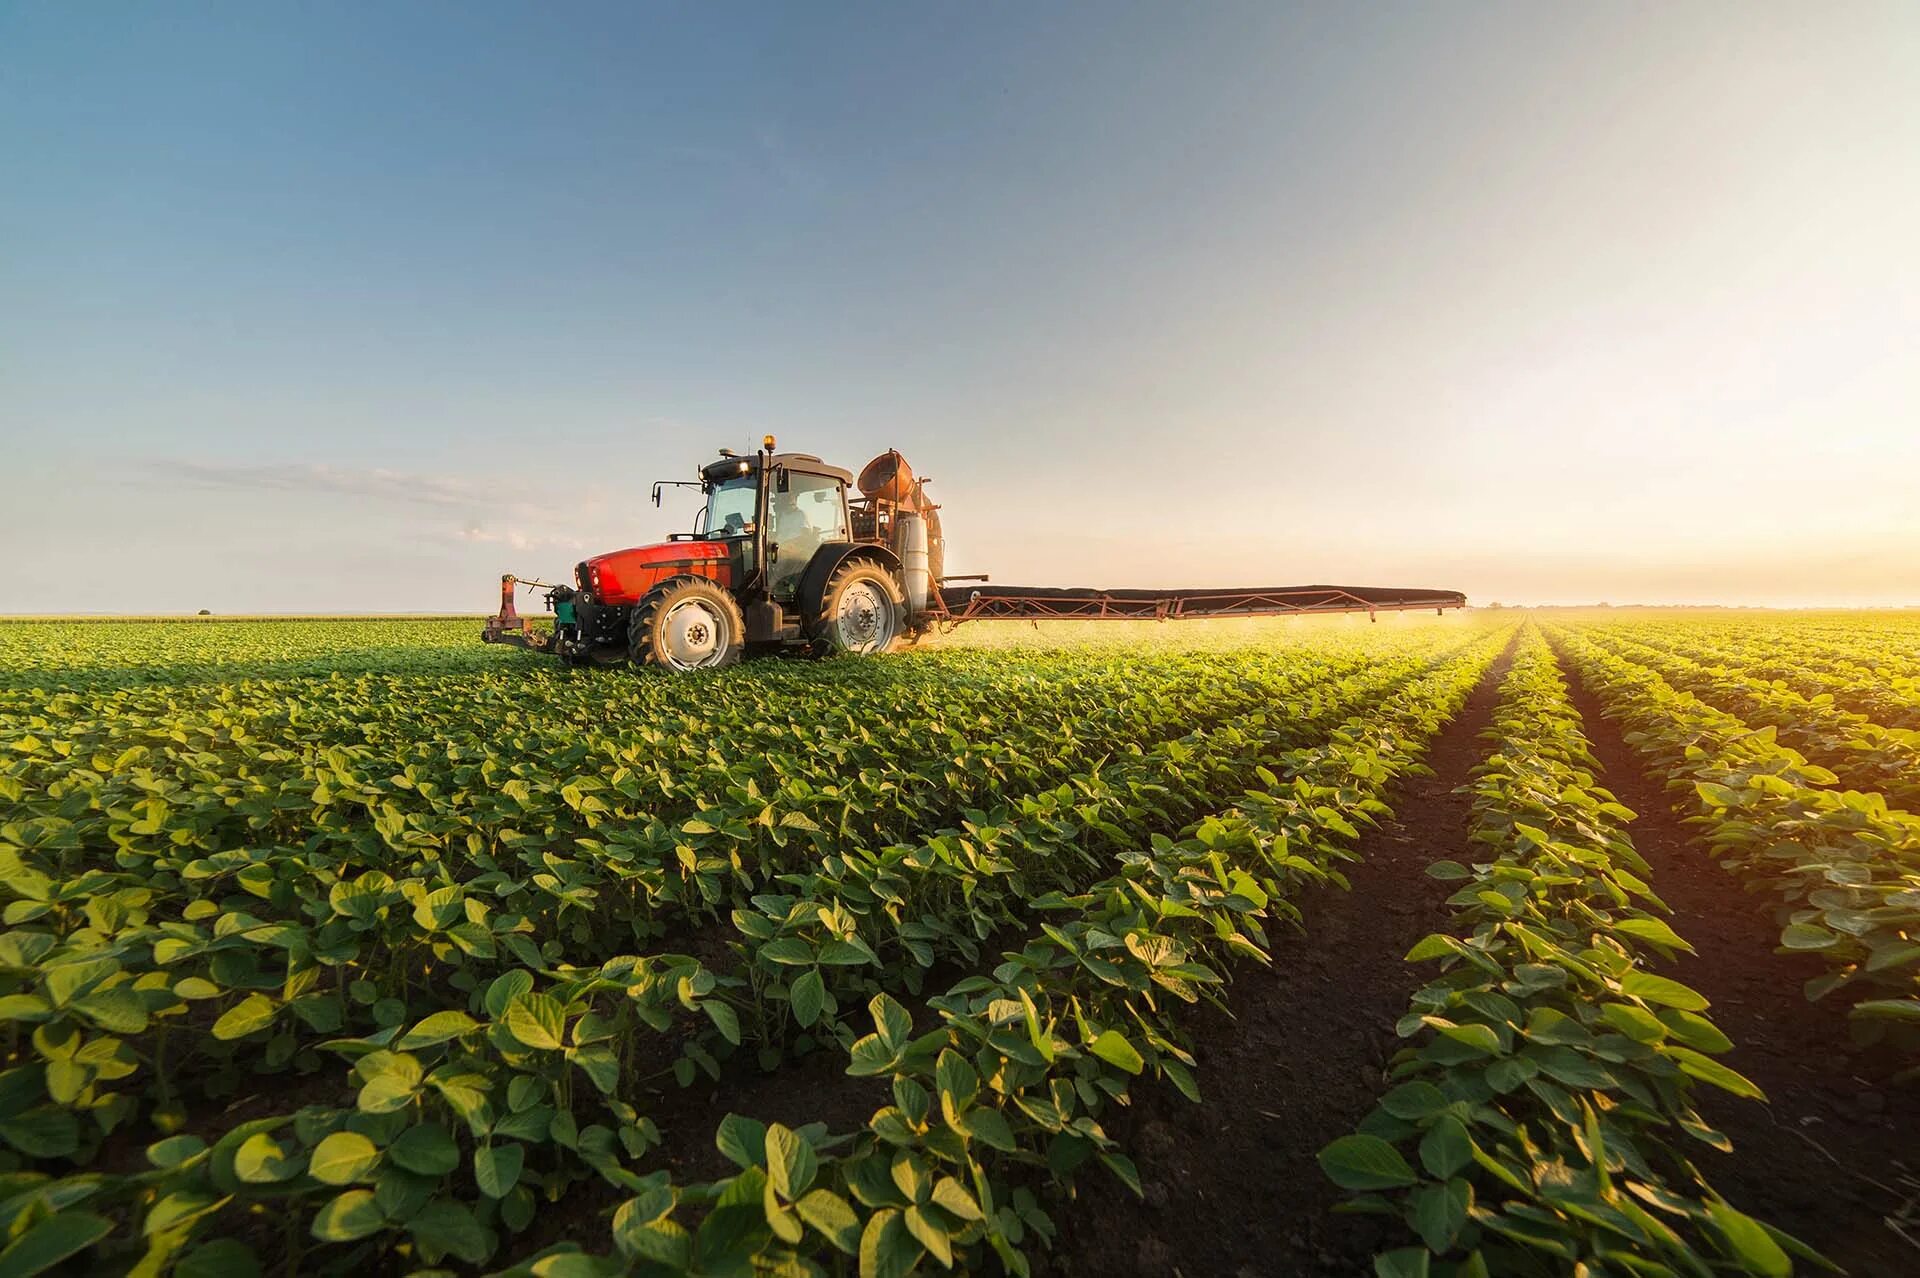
xmin=702 ymin=474 xmax=759 ymax=537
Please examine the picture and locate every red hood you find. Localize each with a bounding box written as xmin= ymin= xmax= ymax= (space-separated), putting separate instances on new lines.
xmin=581 ymin=540 xmax=732 ymax=605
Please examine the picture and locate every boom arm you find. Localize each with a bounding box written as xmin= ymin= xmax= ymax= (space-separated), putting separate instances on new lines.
xmin=930 ymin=583 xmax=1466 ymax=624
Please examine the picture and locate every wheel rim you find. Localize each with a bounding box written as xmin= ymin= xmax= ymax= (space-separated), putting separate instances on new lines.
xmin=660 ymin=599 xmax=730 ymax=670
xmin=834 ymin=580 xmax=896 ymax=653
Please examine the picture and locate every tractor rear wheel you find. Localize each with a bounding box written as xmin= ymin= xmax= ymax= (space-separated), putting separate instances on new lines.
xmin=812 ymin=559 xmax=905 ymax=656
xmin=628 ymin=576 xmax=745 ymax=672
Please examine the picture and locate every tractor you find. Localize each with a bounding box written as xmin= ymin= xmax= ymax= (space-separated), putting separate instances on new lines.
xmin=483 ymin=438 xmax=941 ymax=670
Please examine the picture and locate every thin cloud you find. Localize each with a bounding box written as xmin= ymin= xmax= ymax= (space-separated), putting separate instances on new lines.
xmin=458 ymin=524 xmax=592 ymax=552
xmin=156 ymin=460 xmax=517 ymax=510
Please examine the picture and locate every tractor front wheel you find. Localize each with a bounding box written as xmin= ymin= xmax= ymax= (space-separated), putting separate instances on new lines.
xmin=812 ymin=560 xmax=906 ymax=657
xmin=628 ymin=577 xmax=745 ymax=672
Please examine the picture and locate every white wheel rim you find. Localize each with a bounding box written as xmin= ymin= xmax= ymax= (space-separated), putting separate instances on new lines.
xmin=661 ymin=599 xmax=729 ymax=670
xmin=835 ymin=581 xmax=895 ymax=653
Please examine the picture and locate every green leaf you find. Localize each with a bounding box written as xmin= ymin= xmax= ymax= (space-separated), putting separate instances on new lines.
xmin=1852 ymin=999 xmax=1920 ymax=1023
xmin=757 ymin=938 xmax=813 ymax=966
xmin=765 ymin=1124 xmax=818 ymax=1200
xmin=715 ymin=1114 xmax=767 ymax=1170
xmin=311 ymin=1190 xmax=385 ymax=1242
xmin=1706 ymin=1200 xmax=1790 ymax=1277
xmin=869 ymin=993 xmax=913 ymax=1049
xmin=1373 ymin=1247 xmax=1433 ymax=1278
xmin=1418 ymin=1116 xmax=1471 ymax=1179
xmin=398 ymin=1010 xmax=480 ymax=1050
xmin=234 ymin=1131 xmax=303 ymax=1184
xmin=407 ymin=1199 xmax=493 ymax=1265
xmin=503 ymin=993 xmax=566 ymax=1051
xmin=1318 ymin=1135 xmax=1417 ymax=1190
xmin=1612 ymin=917 xmax=1693 ymax=954
xmin=0 ymin=1211 xmax=113 ymax=1278
xmin=1087 ymin=1029 xmax=1144 ymax=1075
xmin=211 ymin=993 xmax=276 ymax=1041
xmin=962 ymin=1108 xmax=1016 ymax=1152
xmin=858 ymin=1208 xmax=923 ymax=1278
xmin=1668 ymin=1046 xmax=1765 ymax=1101
xmin=0 ymin=1111 xmax=78 ymax=1159
xmin=788 ymin=969 xmax=825 ymax=1028
xmin=146 ymin=1134 xmax=209 ymax=1169
xmin=1380 ymin=1082 xmax=1447 ymax=1121
xmin=389 ymin=1124 xmax=461 ymax=1176
xmin=484 ymin=970 xmax=535 ymax=1018
xmin=475 ymin=1143 xmax=524 ymax=1199
xmin=795 ymin=1188 xmax=860 ymax=1254
xmin=702 ymin=1000 xmax=741 ymax=1045
xmin=309 ymin=1131 xmax=381 ymax=1186
xmin=1411 ymin=1179 xmax=1469 ymax=1253
xmin=1404 ymin=934 xmax=1460 ymax=963
xmin=1432 ymin=1021 xmax=1503 ymax=1055
xmin=175 ymin=1239 xmax=260 ymax=1278
xmin=1619 ymin=970 xmax=1710 ymax=1011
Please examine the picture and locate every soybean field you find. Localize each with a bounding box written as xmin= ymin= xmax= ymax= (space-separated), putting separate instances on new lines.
xmin=0 ymin=612 xmax=1915 ymax=1278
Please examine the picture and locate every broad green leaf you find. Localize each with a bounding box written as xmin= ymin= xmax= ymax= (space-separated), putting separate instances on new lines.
xmin=211 ymin=993 xmax=276 ymax=1041
xmin=234 ymin=1132 xmax=303 ymax=1184
xmin=715 ymin=1114 xmax=767 ymax=1170
xmin=309 ymin=1131 xmax=381 ymax=1186
xmin=765 ymin=1124 xmax=818 ymax=1200
xmin=503 ymin=993 xmax=566 ymax=1051
xmin=1612 ymin=917 xmax=1693 ymax=954
xmin=1087 ymin=1029 xmax=1144 ymax=1075
xmin=476 ymin=1143 xmax=525 ymax=1199
xmin=484 ymin=970 xmax=535 ymax=1018
xmin=1667 ymin=1046 xmax=1765 ymax=1100
xmin=311 ymin=1190 xmax=385 ymax=1242
xmin=1619 ymin=971 xmax=1710 ymax=1011
xmin=858 ymin=1208 xmax=923 ymax=1278
xmin=1317 ymin=1135 xmax=1416 ymax=1190
xmin=389 ymin=1124 xmax=461 ymax=1176
xmin=788 ymin=969 xmax=825 ymax=1028
xmin=1418 ymin=1116 xmax=1471 ymax=1179
xmin=795 ymin=1188 xmax=860 ymax=1254
xmin=398 ymin=1010 xmax=480 ymax=1050
xmin=1706 ymin=1200 xmax=1790 ymax=1277
xmin=0 ymin=1211 xmax=113 ymax=1278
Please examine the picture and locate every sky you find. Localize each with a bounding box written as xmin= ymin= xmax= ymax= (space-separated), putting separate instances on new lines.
xmin=3 ymin=2 xmax=1917 ymax=612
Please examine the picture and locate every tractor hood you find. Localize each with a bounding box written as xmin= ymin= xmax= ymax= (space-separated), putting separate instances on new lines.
xmin=578 ymin=541 xmax=733 ymax=606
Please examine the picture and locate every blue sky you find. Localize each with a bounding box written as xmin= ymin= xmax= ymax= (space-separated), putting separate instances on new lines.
xmin=4 ymin=2 xmax=1918 ymax=610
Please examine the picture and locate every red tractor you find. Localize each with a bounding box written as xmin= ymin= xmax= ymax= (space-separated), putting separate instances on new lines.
xmin=483 ymin=437 xmax=1466 ymax=672
xmin=484 ymin=438 xmax=942 ymax=670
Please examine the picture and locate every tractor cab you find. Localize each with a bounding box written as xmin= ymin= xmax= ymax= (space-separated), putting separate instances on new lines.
xmin=690 ymin=450 xmax=856 ymax=607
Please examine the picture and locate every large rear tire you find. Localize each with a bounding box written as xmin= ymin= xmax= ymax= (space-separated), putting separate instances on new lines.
xmin=628 ymin=576 xmax=745 ymax=672
xmin=811 ymin=559 xmax=906 ymax=657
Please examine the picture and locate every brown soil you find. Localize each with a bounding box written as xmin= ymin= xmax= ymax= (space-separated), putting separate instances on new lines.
xmin=1043 ymin=640 xmax=1517 ymax=1277
xmin=1556 ymin=652 xmax=1920 ymax=1275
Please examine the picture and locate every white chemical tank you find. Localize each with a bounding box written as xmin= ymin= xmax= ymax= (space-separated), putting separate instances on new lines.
xmin=897 ymin=512 xmax=930 ymax=616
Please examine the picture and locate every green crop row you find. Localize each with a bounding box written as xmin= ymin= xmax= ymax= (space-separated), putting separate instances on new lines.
xmin=476 ymin=622 xmax=1510 ymax=1276
xmin=0 ymin=642 xmax=1386 ymax=1168
xmin=0 ymin=622 xmax=1493 ymax=1275
xmin=1572 ymin=629 xmax=1920 ymax=813
xmin=1322 ymin=626 xmax=1813 ymax=1277
xmin=1548 ymin=627 xmax=1920 ymax=1072
xmin=1589 ymin=622 xmax=1920 ymax=735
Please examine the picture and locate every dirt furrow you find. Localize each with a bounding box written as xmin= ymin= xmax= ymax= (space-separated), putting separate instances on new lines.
xmin=1044 ymin=639 xmax=1517 ymax=1277
xmin=1556 ymin=647 xmax=1920 ymax=1275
